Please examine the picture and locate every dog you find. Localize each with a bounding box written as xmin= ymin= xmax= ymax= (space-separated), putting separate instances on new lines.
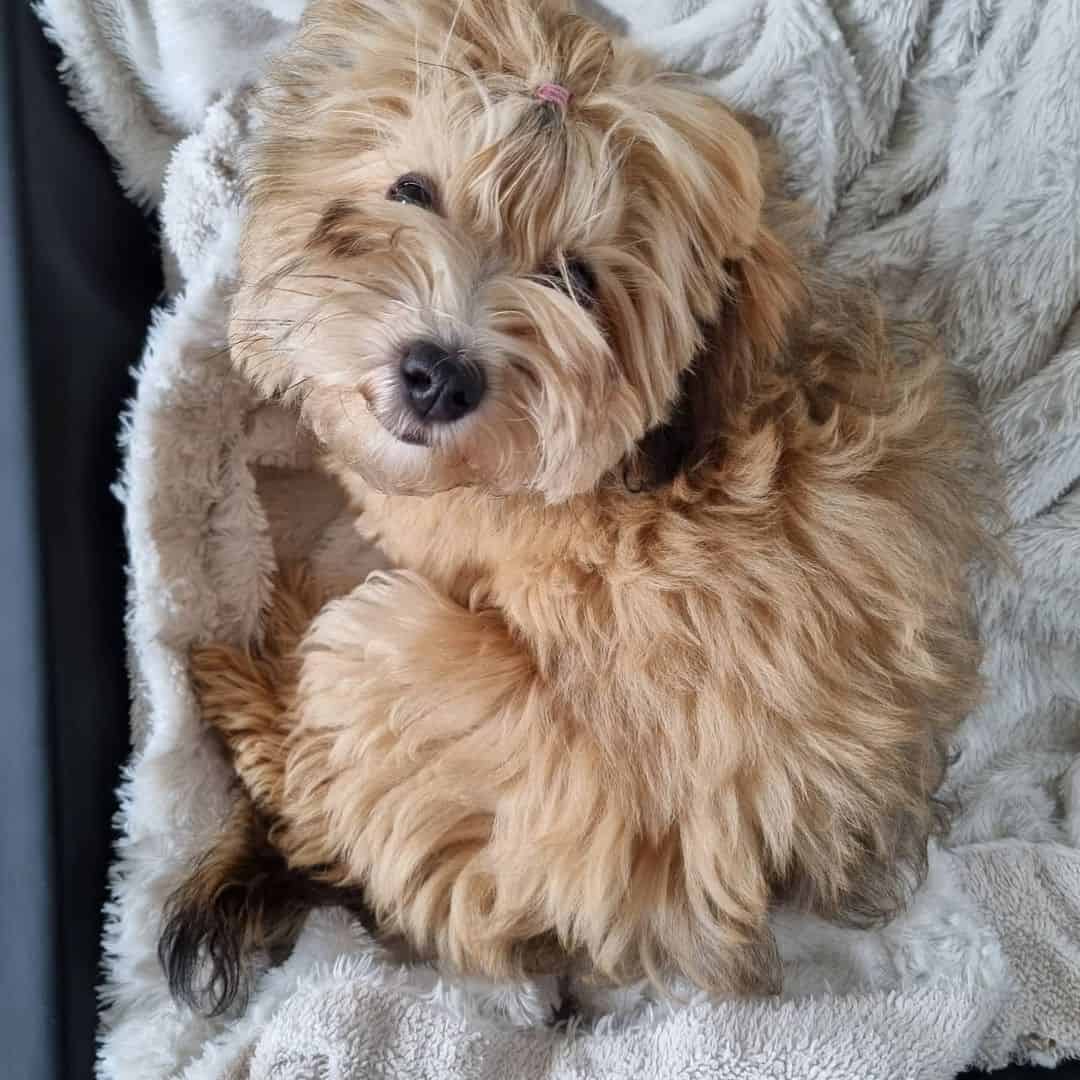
xmin=160 ymin=0 xmax=988 ymax=1017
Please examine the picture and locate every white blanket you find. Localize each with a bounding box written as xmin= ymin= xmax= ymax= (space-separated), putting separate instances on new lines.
xmin=36 ymin=1 xmax=1080 ymax=1077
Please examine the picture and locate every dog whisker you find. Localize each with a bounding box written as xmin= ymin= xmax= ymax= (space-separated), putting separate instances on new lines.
xmin=413 ymin=59 xmax=470 ymax=81
xmin=282 ymin=376 xmax=315 ymax=395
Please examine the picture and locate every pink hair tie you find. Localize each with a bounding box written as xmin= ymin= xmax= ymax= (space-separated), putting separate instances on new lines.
xmin=535 ymin=82 xmax=573 ymax=108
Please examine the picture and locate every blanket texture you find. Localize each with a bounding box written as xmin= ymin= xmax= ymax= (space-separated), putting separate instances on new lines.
xmin=36 ymin=0 xmax=1080 ymax=1077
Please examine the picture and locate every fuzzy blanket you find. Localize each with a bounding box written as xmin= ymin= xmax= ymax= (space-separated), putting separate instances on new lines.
xmin=36 ymin=1 xmax=1080 ymax=1077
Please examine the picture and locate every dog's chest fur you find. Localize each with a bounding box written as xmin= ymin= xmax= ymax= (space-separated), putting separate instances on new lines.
xmin=335 ymin=452 xmax=812 ymax=727
xmin=346 ymin=481 xmax=679 ymax=647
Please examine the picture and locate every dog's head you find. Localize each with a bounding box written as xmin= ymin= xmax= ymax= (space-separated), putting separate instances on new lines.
xmin=233 ymin=0 xmax=800 ymax=500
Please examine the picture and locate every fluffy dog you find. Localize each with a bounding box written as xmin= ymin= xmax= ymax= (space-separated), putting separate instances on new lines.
xmin=161 ymin=0 xmax=987 ymax=1016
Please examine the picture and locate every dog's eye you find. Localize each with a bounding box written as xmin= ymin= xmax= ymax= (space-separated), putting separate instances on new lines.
xmin=387 ymin=173 xmax=437 ymax=211
xmin=542 ymin=257 xmax=596 ymax=307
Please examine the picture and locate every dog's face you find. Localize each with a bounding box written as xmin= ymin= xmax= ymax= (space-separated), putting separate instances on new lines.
xmin=233 ymin=0 xmax=772 ymax=500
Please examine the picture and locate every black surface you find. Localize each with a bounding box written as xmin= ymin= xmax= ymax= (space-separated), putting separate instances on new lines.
xmin=2 ymin=7 xmax=164 ymax=1079
xmin=0 ymin=9 xmax=56 ymax=1079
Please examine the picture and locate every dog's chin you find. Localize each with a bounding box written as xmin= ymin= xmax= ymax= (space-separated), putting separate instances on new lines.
xmin=329 ymin=417 xmax=473 ymax=498
xmin=329 ymin=407 xmax=592 ymax=503
xmin=368 ymin=403 xmax=432 ymax=449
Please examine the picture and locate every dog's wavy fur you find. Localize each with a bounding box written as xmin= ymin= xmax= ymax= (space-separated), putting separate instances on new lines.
xmin=163 ymin=0 xmax=988 ymax=1015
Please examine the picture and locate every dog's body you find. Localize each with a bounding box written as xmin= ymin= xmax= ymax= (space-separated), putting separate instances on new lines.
xmin=165 ymin=0 xmax=987 ymax=1015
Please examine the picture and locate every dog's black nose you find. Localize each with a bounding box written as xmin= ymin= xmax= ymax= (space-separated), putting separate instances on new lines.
xmin=400 ymin=341 xmax=485 ymax=423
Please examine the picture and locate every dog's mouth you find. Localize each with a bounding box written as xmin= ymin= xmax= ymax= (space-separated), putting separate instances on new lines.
xmin=374 ymin=411 xmax=431 ymax=448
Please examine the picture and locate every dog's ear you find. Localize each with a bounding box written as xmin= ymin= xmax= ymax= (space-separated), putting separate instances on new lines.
xmin=623 ymin=318 xmax=734 ymax=491
xmin=618 ymin=92 xmax=807 ymax=491
xmin=625 ymin=228 xmax=806 ymax=491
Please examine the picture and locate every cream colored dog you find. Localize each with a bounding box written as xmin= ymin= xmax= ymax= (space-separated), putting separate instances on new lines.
xmin=160 ymin=0 xmax=986 ymax=1016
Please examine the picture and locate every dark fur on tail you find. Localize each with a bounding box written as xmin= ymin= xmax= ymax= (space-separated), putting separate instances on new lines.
xmin=159 ymin=790 xmax=371 ymax=1016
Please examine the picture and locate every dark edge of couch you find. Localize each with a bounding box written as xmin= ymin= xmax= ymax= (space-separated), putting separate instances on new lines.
xmin=2 ymin=7 xmax=164 ymax=1078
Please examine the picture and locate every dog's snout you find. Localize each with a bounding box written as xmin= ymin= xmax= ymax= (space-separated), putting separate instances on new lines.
xmin=400 ymin=341 xmax=486 ymax=423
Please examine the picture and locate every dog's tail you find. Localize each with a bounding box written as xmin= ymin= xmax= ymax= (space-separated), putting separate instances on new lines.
xmin=159 ymin=792 xmax=336 ymax=1014
xmin=160 ymin=568 xmax=369 ymax=1016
